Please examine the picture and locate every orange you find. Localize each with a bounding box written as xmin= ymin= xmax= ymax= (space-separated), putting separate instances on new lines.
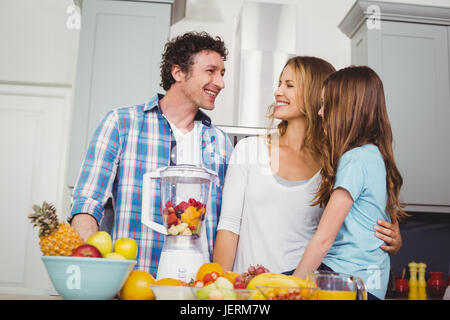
xmin=224 ymin=271 xmax=240 ymax=284
xmin=155 ymin=278 xmax=183 ymax=286
xmin=120 ymin=270 xmax=156 ymax=300
xmin=196 ymin=262 xmax=224 ymax=281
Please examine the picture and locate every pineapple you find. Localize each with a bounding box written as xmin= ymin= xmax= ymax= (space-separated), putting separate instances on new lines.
xmin=28 ymin=201 xmax=84 ymax=256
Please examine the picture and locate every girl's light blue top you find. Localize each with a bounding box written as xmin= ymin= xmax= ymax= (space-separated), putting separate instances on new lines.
xmin=322 ymin=144 xmax=391 ymax=299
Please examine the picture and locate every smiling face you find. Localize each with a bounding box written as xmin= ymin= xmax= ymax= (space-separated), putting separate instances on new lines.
xmin=179 ymin=50 xmax=225 ymax=111
xmin=273 ymin=64 xmax=304 ymax=121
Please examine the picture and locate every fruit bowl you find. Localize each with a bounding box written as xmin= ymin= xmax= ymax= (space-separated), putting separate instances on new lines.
xmin=41 ymin=256 xmax=136 ymax=300
xmin=150 ymin=285 xmax=196 ymax=300
xmin=191 ymin=287 xmax=257 ymax=300
xmin=256 ymin=286 xmax=318 ymax=300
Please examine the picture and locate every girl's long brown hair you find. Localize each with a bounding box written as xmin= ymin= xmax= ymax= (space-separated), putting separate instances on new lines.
xmin=312 ymin=66 xmax=407 ymax=221
xmin=267 ymin=56 xmax=336 ymax=161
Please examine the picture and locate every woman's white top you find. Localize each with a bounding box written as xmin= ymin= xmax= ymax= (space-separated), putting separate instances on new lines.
xmin=217 ymin=136 xmax=324 ymax=273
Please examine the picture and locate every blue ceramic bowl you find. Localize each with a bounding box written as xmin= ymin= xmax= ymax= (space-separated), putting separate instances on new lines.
xmin=41 ymin=256 xmax=136 ymax=300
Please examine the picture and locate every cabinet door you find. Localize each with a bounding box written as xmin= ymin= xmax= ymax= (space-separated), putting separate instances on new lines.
xmin=370 ymin=21 xmax=450 ymax=211
xmin=67 ymin=0 xmax=171 ymax=187
xmin=0 ymin=85 xmax=72 ymax=295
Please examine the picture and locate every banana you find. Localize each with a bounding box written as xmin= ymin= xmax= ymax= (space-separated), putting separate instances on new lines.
xmin=246 ymin=273 xmax=301 ymax=289
xmin=288 ymin=275 xmax=317 ymax=288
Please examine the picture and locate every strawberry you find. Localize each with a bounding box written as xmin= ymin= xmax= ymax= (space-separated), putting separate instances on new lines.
xmin=202 ymin=273 xmax=213 ymax=284
xmin=188 ymin=198 xmax=197 ymax=206
xmin=202 ymin=271 xmax=220 ymax=285
xmin=210 ymin=271 xmax=220 ymax=281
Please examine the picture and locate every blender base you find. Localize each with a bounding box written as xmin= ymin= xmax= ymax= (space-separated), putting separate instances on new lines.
xmin=156 ymin=250 xmax=207 ymax=283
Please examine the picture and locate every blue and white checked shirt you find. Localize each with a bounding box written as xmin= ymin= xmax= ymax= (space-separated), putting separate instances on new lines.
xmin=70 ymin=94 xmax=233 ymax=276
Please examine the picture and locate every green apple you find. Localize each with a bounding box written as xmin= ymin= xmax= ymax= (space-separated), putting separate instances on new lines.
xmin=114 ymin=238 xmax=138 ymax=260
xmin=104 ymin=252 xmax=126 ymax=259
xmin=214 ymin=277 xmax=233 ymax=290
xmin=86 ymin=231 xmax=112 ymax=257
xmin=196 ymin=283 xmax=216 ymax=300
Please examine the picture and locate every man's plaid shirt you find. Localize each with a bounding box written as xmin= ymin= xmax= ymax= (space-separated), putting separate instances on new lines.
xmin=70 ymin=94 xmax=233 ymax=276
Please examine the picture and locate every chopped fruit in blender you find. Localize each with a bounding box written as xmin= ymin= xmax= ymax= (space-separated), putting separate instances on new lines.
xmin=177 ymin=201 xmax=189 ymax=211
xmin=164 ymin=199 xmax=206 ymax=235
xmin=175 ymin=209 xmax=183 ymax=218
xmin=165 ymin=201 xmax=174 ymax=209
xmin=166 ymin=213 xmax=178 ymax=227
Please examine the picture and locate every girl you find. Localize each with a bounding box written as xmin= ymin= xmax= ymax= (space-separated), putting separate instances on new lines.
xmin=213 ymin=58 xmax=401 ymax=275
xmin=293 ymin=66 xmax=407 ymax=300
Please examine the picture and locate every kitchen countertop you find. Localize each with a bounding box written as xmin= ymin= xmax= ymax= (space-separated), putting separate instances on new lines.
xmin=0 ymin=294 xmax=62 ymax=300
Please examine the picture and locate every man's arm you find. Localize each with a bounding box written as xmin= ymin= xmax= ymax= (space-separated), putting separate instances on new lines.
xmin=70 ymin=110 xmax=121 ymax=238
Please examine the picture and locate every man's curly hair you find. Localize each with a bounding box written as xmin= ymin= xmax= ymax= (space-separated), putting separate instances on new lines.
xmin=160 ymin=31 xmax=228 ymax=91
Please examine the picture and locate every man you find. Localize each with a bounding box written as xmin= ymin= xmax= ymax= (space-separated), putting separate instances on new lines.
xmin=69 ymin=32 xmax=233 ymax=276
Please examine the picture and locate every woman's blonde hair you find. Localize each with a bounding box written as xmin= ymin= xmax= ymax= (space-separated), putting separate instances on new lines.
xmin=312 ymin=66 xmax=407 ymax=221
xmin=267 ymin=56 xmax=336 ymax=160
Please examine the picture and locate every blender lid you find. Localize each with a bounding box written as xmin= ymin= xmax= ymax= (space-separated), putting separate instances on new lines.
xmin=159 ymin=165 xmax=217 ymax=181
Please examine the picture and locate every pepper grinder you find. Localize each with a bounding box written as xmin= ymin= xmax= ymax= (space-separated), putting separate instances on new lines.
xmin=418 ymin=262 xmax=427 ymax=300
xmin=408 ymin=261 xmax=418 ymax=300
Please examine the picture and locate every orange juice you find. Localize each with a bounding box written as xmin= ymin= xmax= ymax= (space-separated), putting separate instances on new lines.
xmin=315 ymin=290 xmax=357 ymax=300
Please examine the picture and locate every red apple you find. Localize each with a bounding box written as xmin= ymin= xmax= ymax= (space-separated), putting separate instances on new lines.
xmin=71 ymin=244 xmax=102 ymax=258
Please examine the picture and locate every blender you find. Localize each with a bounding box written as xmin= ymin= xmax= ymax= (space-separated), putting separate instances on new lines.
xmin=141 ymin=165 xmax=218 ymax=282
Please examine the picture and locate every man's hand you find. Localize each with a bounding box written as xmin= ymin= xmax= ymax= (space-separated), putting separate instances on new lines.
xmin=374 ymin=219 xmax=402 ymax=255
xmin=70 ymin=213 xmax=99 ymax=241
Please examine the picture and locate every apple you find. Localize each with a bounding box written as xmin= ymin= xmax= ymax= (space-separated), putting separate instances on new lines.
xmin=208 ymin=289 xmax=224 ymax=300
xmin=86 ymin=231 xmax=112 ymax=257
xmin=114 ymin=238 xmax=138 ymax=260
xmin=71 ymin=244 xmax=102 ymax=258
xmin=195 ymin=283 xmax=216 ymax=300
xmin=214 ymin=277 xmax=233 ymax=290
xmin=104 ymin=252 xmax=126 ymax=259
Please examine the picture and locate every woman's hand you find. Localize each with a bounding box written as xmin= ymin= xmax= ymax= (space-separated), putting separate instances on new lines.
xmin=374 ymin=219 xmax=402 ymax=255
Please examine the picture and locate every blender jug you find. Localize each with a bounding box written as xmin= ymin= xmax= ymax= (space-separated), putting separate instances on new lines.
xmin=141 ymin=165 xmax=218 ymax=281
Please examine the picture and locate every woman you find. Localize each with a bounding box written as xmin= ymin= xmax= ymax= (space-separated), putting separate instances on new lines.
xmin=213 ymin=57 xmax=401 ymax=274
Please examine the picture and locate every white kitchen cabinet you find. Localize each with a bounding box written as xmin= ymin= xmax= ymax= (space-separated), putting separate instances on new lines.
xmin=340 ymin=1 xmax=450 ymax=213
xmin=66 ymin=0 xmax=174 ymax=189
xmin=0 ymin=84 xmax=72 ymax=295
